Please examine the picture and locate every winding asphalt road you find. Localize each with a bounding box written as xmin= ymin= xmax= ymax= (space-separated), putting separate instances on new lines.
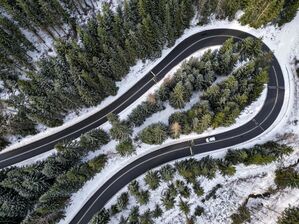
xmin=0 ymin=28 xmax=285 ymax=223
xmin=67 ymin=29 xmax=285 ymax=224
xmin=0 ymin=28 xmax=239 ymax=168
xmin=0 ymin=29 xmax=275 ymax=169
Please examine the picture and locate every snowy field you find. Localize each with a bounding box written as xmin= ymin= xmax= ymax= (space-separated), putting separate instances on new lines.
xmin=58 ymin=11 xmax=299 ymax=224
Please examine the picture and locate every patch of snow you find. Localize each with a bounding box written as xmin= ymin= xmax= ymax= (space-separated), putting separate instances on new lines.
xmin=248 ymin=188 xmax=299 ymax=224
xmin=13 ymin=149 xmax=56 ymax=167
xmin=101 ymin=148 xmax=299 ymax=224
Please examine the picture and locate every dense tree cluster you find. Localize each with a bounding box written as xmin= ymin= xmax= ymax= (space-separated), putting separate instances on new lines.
xmin=137 ymin=38 xmax=270 ymax=145
xmin=128 ymin=94 xmax=164 ymax=127
xmin=108 ymin=113 xmax=136 ymax=157
xmin=277 ymin=0 xmax=299 ymax=26
xmin=1 ymin=0 xmax=69 ymax=39
xmin=24 ymin=154 xmax=107 ymax=223
xmin=225 ymin=142 xmax=293 ymax=166
xmin=196 ymin=0 xmax=242 ymax=24
xmin=0 ymin=0 xmax=195 ymax=147
xmin=275 ymin=166 xmax=299 ymax=189
xmin=240 ymin=0 xmax=285 ymax=28
xmin=196 ymin=0 xmax=299 ymax=28
xmin=175 ymin=156 xmax=218 ymax=183
xmin=277 ymin=206 xmax=299 ymax=224
xmin=0 ymin=15 xmax=35 ymax=89
xmin=0 ymin=126 xmax=109 ymax=223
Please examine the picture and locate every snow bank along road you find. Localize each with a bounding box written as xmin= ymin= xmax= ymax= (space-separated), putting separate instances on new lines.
xmin=69 ymin=29 xmax=285 ymax=224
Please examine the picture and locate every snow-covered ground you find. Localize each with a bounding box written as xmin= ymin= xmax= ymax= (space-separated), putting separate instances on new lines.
xmin=97 ymin=144 xmax=299 ymax=224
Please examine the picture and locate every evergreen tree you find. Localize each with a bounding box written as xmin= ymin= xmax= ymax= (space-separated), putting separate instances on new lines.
xmin=179 ymin=198 xmax=191 ymax=221
xmin=107 ymin=113 xmax=132 ymax=142
xmin=161 ymin=191 xmax=175 ymax=210
xmin=152 ymin=204 xmax=163 ymax=218
xmin=91 ymin=208 xmax=110 ymax=224
xmin=175 ymin=180 xmax=190 ymax=198
xmin=216 ymin=38 xmax=237 ymax=75
xmin=128 ymin=180 xmax=140 ymax=196
xmin=79 ymin=128 xmax=110 ymax=151
xmin=193 ymin=183 xmax=204 ymax=196
xmin=144 ymin=170 xmax=160 ymax=190
xmin=128 ymin=206 xmax=139 ymax=223
xmin=116 ymin=192 xmax=129 ymax=210
xmin=136 ymin=190 xmax=150 ymax=205
xmin=140 ymin=209 xmax=154 ymax=224
xmin=116 ymin=139 xmax=135 ymax=157
xmin=139 ymin=122 xmax=168 ymax=145
xmin=169 ymin=81 xmax=188 ymax=109
xmin=275 ymin=167 xmax=299 ymax=189
xmin=231 ymin=205 xmax=251 ymax=224
xmin=193 ymin=114 xmax=212 ymax=133
xmin=160 ymin=164 xmax=176 ymax=182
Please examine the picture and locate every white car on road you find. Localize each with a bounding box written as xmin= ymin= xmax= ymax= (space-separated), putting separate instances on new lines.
xmin=206 ymin=136 xmax=216 ymax=143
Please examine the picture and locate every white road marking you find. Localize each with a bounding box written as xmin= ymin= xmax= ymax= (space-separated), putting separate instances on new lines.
xmin=150 ymin=71 xmax=157 ymax=77
xmin=189 ymin=146 xmax=194 ymax=156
